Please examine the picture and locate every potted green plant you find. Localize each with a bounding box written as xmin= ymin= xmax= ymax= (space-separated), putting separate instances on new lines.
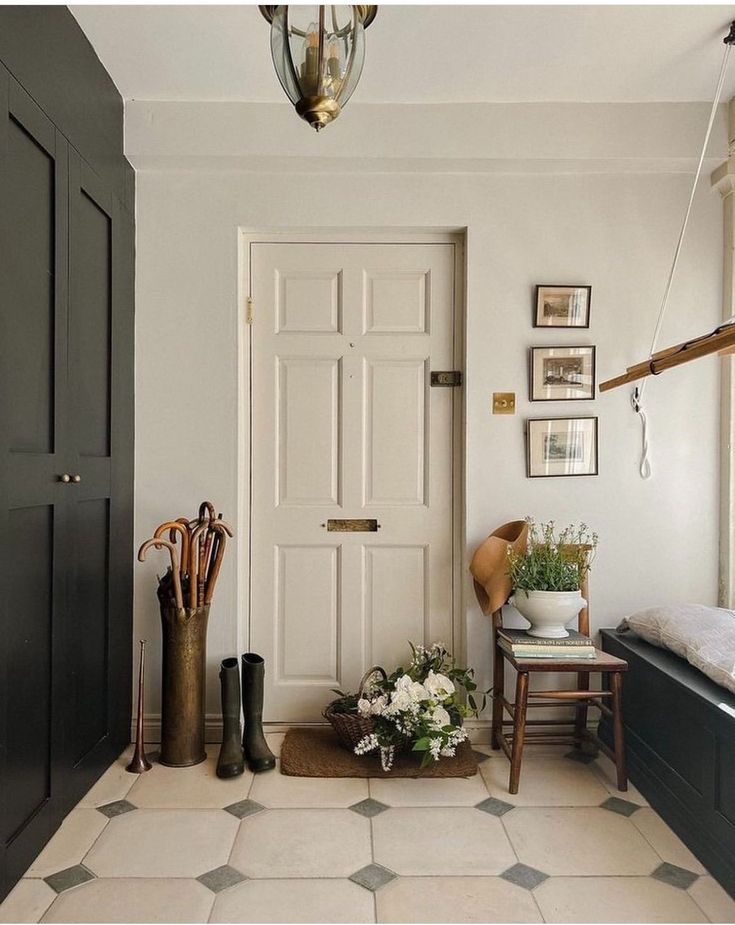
xmin=507 ymin=520 xmax=597 ymax=638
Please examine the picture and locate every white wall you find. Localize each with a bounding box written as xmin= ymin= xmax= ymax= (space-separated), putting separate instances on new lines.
xmin=133 ymin=139 xmax=723 ymax=730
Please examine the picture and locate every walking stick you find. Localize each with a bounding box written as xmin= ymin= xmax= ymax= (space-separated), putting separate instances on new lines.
xmin=126 ymin=639 xmax=152 ymax=773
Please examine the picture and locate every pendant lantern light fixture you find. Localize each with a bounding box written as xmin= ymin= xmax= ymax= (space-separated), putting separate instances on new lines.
xmin=259 ymin=5 xmax=378 ymax=131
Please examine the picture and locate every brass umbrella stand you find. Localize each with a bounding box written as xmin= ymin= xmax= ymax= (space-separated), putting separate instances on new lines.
xmin=138 ymin=503 xmax=233 ymax=768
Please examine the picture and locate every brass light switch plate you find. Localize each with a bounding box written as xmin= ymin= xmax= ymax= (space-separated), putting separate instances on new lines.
xmin=493 ymin=392 xmax=516 ymax=415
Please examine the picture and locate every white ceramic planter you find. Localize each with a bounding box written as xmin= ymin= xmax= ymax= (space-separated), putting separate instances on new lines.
xmin=509 ymin=589 xmax=586 ymax=638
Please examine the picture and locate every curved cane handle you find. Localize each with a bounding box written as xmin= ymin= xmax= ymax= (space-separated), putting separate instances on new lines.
xmin=138 ymin=537 xmax=184 ymax=611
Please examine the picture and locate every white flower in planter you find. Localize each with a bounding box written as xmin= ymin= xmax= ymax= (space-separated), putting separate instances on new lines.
xmin=424 ymin=670 xmax=455 ymax=699
xmin=357 ymin=697 xmax=373 ymax=716
xmin=386 ymin=674 xmax=429 ymax=713
xmin=370 ymin=694 xmax=388 ymax=715
xmin=430 ymin=705 xmax=451 ymax=731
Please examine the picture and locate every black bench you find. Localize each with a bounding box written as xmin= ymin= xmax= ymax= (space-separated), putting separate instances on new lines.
xmin=600 ymin=628 xmax=735 ymax=897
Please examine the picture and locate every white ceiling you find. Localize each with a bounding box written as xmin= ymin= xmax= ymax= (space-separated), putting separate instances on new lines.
xmin=71 ymin=4 xmax=735 ymax=104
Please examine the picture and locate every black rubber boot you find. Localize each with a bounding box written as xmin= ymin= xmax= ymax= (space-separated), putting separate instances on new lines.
xmin=216 ymin=658 xmax=245 ymax=779
xmin=241 ymin=653 xmax=276 ymax=772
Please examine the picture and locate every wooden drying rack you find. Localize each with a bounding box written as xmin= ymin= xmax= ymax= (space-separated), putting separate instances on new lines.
xmin=599 ymin=321 xmax=735 ymax=392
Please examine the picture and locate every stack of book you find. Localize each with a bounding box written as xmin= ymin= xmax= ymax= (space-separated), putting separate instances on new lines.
xmin=498 ymin=628 xmax=596 ymax=659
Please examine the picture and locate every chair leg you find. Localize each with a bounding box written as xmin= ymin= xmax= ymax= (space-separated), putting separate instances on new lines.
xmin=491 ymin=641 xmax=504 ymax=751
xmin=611 ymin=672 xmax=628 ymax=792
xmin=509 ymin=671 xmax=529 ymax=794
xmin=574 ymin=670 xmax=590 ymax=748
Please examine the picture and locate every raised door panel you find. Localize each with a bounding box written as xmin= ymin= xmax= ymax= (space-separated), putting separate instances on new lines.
xmin=276 ymin=545 xmax=341 ymax=684
xmin=363 ymin=545 xmax=427 ymax=668
xmin=363 ymin=358 xmax=427 ymax=505
xmin=69 ymin=499 xmax=110 ymax=764
xmin=71 ymin=177 xmax=112 ymax=459
xmin=277 ymin=357 xmax=341 ymax=506
xmin=363 ymin=269 xmax=429 ymax=334
xmin=1 ymin=506 xmax=54 ymax=843
xmin=5 ymin=111 xmax=55 ymax=455
xmin=276 ymin=269 xmax=342 ymax=333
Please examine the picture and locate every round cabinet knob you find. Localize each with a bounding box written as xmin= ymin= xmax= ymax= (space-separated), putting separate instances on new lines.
xmin=59 ymin=474 xmax=71 ymax=483
xmin=71 ymin=474 xmax=81 ymax=483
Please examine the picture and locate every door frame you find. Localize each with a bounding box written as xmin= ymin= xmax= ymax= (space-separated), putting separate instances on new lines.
xmin=236 ymin=228 xmax=467 ymax=727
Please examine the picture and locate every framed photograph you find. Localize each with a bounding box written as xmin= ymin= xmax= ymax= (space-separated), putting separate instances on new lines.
xmin=534 ymin=285 xmax=591 ymax=328
xmin=527 ymin=416 xmax=598 ymax=478
xmin=530 ymin=345 xmax=596 ymax=401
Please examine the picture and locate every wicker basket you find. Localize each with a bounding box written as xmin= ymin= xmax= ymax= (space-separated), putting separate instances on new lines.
xmin=323 ymin=666 xmax=387 ymax=751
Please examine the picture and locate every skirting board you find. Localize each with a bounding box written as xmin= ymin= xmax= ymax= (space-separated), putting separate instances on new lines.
xmin=135 ymin=716 xmax=494 ymax=744
xmin=133 ymin=717 xmax=584 ymax=746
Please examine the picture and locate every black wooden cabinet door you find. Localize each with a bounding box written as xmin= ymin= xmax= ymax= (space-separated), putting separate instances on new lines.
xmin=0 ymin=69 xmax=72 ymax=893
xmin=61 ymin=150 xmax=132 ymax=794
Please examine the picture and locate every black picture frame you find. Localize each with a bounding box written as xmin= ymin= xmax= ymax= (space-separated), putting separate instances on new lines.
xmin=534 ymin=285 xmax=592 ymax=329
xmin=529 ymin=345 xmax=596 ymax=402
xmin=526 ymin=416 xmax=599 ymax=478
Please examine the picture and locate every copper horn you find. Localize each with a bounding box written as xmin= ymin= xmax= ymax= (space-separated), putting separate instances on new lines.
xmin=126 ymin=639 xmax=152 ymax=773
xmin=154 ymin=521 xmax=190 ymax=580
xmin=138 ymin=537 xmax=184 ymax=611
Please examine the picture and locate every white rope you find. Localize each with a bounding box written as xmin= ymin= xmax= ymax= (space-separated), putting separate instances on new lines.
xmin=634 ymin=41 xmax=732 ymax=479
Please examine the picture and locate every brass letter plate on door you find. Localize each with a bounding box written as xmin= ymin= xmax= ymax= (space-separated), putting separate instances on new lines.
xmin=326 ymin=519 xmax=380 ymax=532
xmin=431 ymin=371 xmax=463 ymax=387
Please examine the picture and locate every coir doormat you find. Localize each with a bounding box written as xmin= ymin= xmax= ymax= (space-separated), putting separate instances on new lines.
xmin=280 ymin=727 xmax=478 ymax=778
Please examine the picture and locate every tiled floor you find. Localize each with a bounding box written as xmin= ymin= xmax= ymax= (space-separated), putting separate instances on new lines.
xmin=1 ymin=735 xmax=734 ymax=924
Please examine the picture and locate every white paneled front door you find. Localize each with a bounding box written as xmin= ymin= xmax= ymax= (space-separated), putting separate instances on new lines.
xmin=249 ymin=240 xmax=458 ymax=722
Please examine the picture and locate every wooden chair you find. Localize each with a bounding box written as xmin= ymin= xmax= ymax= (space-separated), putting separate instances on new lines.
xmin=491 ymin=582 xmax=628 ymax=795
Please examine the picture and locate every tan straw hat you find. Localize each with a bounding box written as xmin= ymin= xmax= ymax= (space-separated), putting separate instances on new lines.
xmin=469 ymin=520 xmax=529 ymax=615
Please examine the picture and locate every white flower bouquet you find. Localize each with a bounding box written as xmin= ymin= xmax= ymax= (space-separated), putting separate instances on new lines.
xmin=326 ymin=642 xmax=485 ymax=772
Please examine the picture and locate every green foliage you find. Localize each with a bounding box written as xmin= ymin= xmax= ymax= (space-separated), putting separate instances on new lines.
xmin=508 ymin=519 xmax=598 ymax=593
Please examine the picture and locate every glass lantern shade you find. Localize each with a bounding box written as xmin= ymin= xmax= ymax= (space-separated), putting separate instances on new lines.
xmin=269 ymin=5 xmax=366 ymax=131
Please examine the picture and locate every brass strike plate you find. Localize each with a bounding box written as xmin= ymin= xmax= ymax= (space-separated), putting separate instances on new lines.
xmin=492 ymin=392 xmax=516 ymax=415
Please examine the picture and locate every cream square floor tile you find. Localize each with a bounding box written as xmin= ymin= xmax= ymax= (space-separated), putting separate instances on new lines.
xmin=210 ymin=878 xmax=375 ymax=923
xmin=0 ymin=879 xmax=56 ymax=923
xmin=376 ymin=876 xmax=542 ymax=923
xmin=534 ymin=876 xmax=708 ymax=923
xmin=230 ymin=809 xmax=371 ymax=879
xmin=84 ymin=809 xmax=239 ymax=878
xmin=264 ymin=733 xmax=285 ymax=757
xmin=249 ymin=767 xmax=368 ymax=808
xmin=591 ymin=754 xmax=649 ymax=805
xmin=504 ymin=807 xmax=661 ymax=876
xmin=127 ymin=754 xmax=254 ymax=808
xmin=26 ymin=809 xmax=108 ymax=878
xmin=369 ymin=773 xmax=489 ymax=807
xmin=631 ymin=809 xmax=707 ymax=874
xmin=688 ymin=876 xmax=735 ymax=922
xmin=40 ymin=878 xmax=214 ymax=923
xmin=481 ymin=757 xmax=609 ymax=806
xmin=373 ymin=807 xmax=516 ymax=876
xmin=75 ymin=747 xmax=136 ymax=809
